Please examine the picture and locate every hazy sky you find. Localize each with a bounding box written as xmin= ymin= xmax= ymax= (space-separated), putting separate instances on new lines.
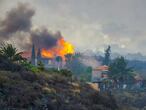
xmin=0 ymin=0 xmax=146 ymax=55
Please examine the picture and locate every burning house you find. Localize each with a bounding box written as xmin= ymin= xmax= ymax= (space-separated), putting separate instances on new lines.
xmin=31 ymin=44 xmax=56 ymax=68
xmin=30 ymin=37 xmax=75 ymax=68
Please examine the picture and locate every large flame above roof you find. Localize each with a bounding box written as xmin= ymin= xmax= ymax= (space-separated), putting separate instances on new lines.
xmin=41 ymin=37 xmax=74 ymax=60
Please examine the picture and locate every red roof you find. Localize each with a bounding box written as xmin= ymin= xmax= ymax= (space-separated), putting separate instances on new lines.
xmin=93 ymin=65 xmax=109 ymax=71
xmin=21 ymin=51 xmax=31 ymax=59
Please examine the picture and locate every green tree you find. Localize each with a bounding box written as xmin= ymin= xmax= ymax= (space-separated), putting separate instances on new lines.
xmin=55 ymin=56 xmax=62 ymax=71
xmin=0 ymin=43 xmax=24 ymax=62
xmin=103 ymin=45 xmax=111 ymax=66
xmin=68 ymin=56 xmax=85 ymax=74
xmin=86 ymin=66 xmax=93 ymax=74
xmin=86 ymin=66 xmax=93 ymax=81
xmin=109 ymin=56 xmax=134 ymax=88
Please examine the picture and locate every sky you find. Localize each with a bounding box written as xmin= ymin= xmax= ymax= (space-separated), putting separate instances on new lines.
xmin=0 ymin=0 xmax=146 ymax=55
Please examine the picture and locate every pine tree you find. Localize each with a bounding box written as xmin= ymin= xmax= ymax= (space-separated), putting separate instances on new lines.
xmin=103 ymin=45 xmax=111 ymax=66
xmin=31 ymin=44 xmax=36 ymax=65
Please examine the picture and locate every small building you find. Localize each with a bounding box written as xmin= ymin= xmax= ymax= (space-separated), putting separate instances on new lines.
xmin=36 ymin=48 xmax=56 ymax=68
xmin=92 ymin=65 xmax=109 ymax=83
xmin=134 ymin=74 xmax=143 ymax=88
xmin=91 ymin=65 xmax=109 ymax=91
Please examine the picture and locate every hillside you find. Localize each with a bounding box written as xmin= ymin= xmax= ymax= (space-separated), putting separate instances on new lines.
xmin=114 ymin=91 xmax=146 ymax=110
xmin=0 ymin=70 xmax=118 ymax=110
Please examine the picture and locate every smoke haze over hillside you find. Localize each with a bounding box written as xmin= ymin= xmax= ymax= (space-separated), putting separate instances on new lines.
xmin=0 ymin=3 xmax=62 ymax=50
xmin=0 ymin=0 xmax=146 ymax=55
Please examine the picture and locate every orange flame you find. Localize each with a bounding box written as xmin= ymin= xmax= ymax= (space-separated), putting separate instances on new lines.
xmin=41 ymin=37 xmax=74 ymax=60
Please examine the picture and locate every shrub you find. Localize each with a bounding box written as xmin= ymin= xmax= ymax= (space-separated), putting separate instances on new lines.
xmin=37 ymin=61 xmax=45 ymax=71
xmin=19 ymin=70 xmax=38 ymax=82
xmin=45 ymin=68 xmax=72 ymax=78
xmin=59 ymin=69 xmax=72 ymax=77
xmin=21 ymin=61 xmax=40 ymax=73
xmin=0 ymin=56 xmax=22 ymax=71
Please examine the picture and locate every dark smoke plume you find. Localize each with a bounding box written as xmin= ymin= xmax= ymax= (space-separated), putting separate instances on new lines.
xmin=0 ymin=3 xmax=62 ymax=50
xmin=0 ymin=3 xmax=35 ymax=39
xmin=31 ymin=28 xmax=61 ymax=49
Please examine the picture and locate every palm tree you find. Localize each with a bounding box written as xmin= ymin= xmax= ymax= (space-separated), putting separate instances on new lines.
xmin=0 ymin=43 xmax=24 ymax=63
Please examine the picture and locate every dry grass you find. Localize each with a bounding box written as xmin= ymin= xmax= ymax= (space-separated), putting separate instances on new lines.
xmin=0 ymin=70 xmax=118 ymax=110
